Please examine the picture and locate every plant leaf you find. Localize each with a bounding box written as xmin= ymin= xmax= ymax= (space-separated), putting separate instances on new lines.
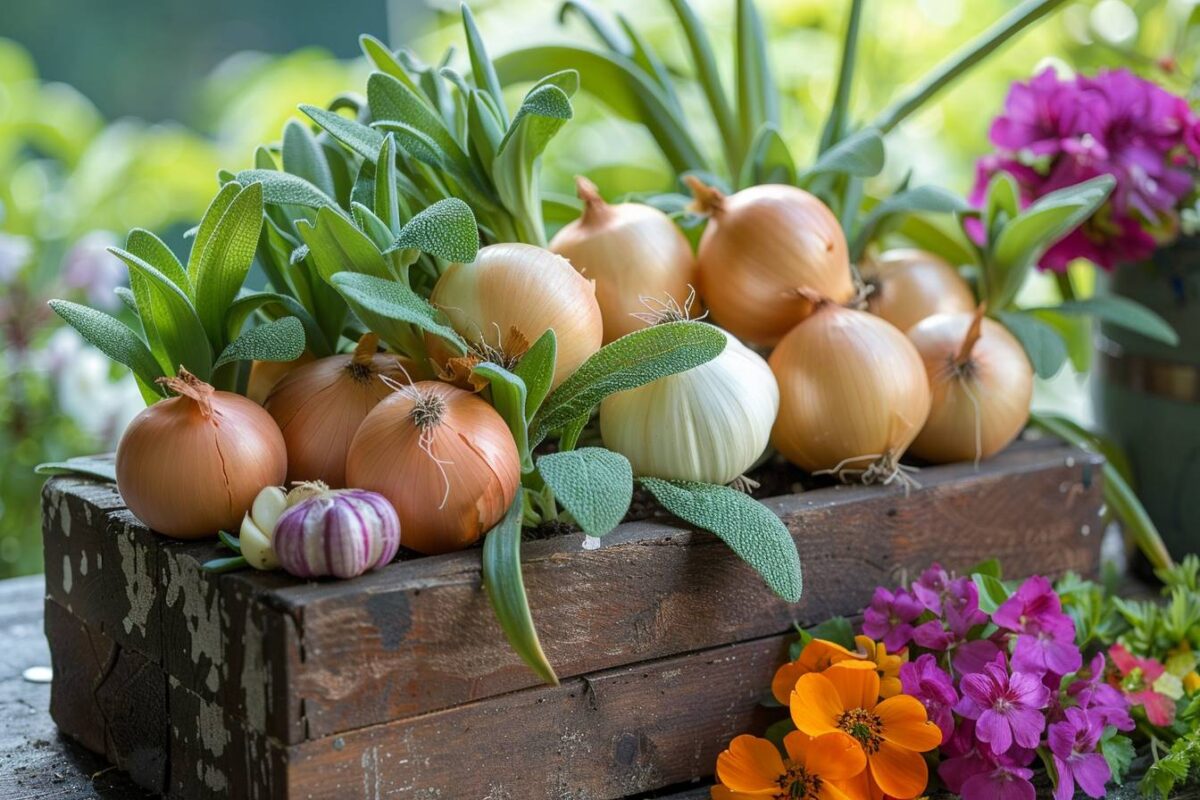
xmin=34 ymin=458 xmax=118 ymax=482
xmin=996 ymin=310 xmax=1068 ymax=379
xmin=818 ymin=0 xmax=864 ymax=151
xmin=282 ymin=119 xmax=337 ymax=199
xmin=640 ymin=478 xmax=802 ymax=603
xmin=530 ymin=321 xmax=726 ymax=445
xmin=235 ymin=169 xmax=339 ymax=213
xmin=801 ymin=127 xmax=885 ymax=180
xmin=851 ymin=185 xmax=970 ymax=261
xmin=560 ymin=0 xmax=630 ymax=53
xmin=482 ymin=496 xmax=558 ymax=685
xmin=297 ymin=206 xmax=392 ymax=283
xmin=47 ymin=300 xmax=165 ymax=394
xmin=472 ymin=362 xmax=532 ymax=471
xmin=664 ymin=0 xmax=738 ymax=171
xmin=301 ymin=104 xmax=385 ymax=162
xmin=461 ymin=2 xmax=510 ymax=127
xmin=225 ymin=291 xmax=331 ymax=357
xmin=186 ymin=182 xmax=240 ymax=276
xmin=367 ymin=72 xmax=474 ymax=177
xmin=330 ymin=271 xmax=467 ymax=355
xmin=537 ymin=448 xmax=633 ymax=538
xmin=1033 ymin=296 xmax=1178 ymax=346
xmin=973 ymin=573 xmax=1010 ymax=613
xmin=213 ymin=317 xmax=305 ymax=369
xmin=126 ymin=228 xmax=189 ymax=295
xmin=373 ymin=133 xmax=404 ymax=233
xmin=493 ymin=82 xmax=574 ymax=245
xmin=739 ymin=124 xmax=796 ymax=188
xmin=513 ymin=329 xmax=557 ymax=420
xmin=190 ymin=181 xmax=265 ymax=349
xmin=391 ymin=198 xmax=479 ymax=263
xmin=735 ymin=0 xmax=777 ymax=147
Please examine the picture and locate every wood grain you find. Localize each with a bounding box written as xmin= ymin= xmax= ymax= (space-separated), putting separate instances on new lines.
xmin=42 ymin=440 xmax=1105 ymax=746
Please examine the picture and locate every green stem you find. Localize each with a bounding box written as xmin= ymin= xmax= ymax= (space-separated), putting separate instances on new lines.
xmin=1055 ymin=270 xmax=1077 ymax=303
xmin=818 ymin=0 xmax=865 ymax=153
xmin=872 ymin=0 xmax=1071 ymax=134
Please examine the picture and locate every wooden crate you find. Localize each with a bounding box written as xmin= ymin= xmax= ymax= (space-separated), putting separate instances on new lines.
xmin=41 ymin=439 xmax=1105 ymax=799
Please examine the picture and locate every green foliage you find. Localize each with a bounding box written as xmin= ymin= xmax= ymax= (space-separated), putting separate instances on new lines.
xmin=1141 ymin=730 xmax=1200 ymax=799
xmin=640 ymin=478 xmax=803 ymax=603
xmin=972 ymin=572 xmax=1011 ymax=614
xmin=213 ymin=317 xmax=305 ymax=369
xmin=472 ymin=361 xmax=532 ymax=470
xmin=1101 ymin=728 xmax=1136 ymax=785
xmin=536 ymin=448 xmax=633 ymax=538
xmin=513 ymin=330 xmax=557 ymax=421
xmin=47 ymin=301 xmax=166 ymax=395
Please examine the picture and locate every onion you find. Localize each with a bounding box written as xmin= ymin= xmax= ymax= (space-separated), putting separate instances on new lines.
xmin=430 ymin=242 xmax=603 ymax=388
xmin=549 ymin=176 xmax=698 ymax=344
xmin=345 ymin=380 xmax=520 ymax=555
xmin=687 ymin=177 xmax=854 ymax=345
xmin=116 ymin=369 xmax=287 ymax=539
xmin=264 ymin=333 xmax=412 ymax=488
xmin=600 ymin=327 xmax=777 ymax=484
xmin=860 ymin=249 xmax=975 ymax=333
xmin=769 ymin=296 xmax=931 ymax=484
xmin=906 ymin=307 xmax=1033 ymax=464
xmin=246 ymin=351 xmax=315 ymax=405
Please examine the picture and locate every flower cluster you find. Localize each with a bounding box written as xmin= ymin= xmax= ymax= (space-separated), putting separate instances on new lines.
xmin=864 ymin=565 xmax=1132 ymax=800
xmin=713 ymin=635 xmax=940 ymax=800
xmin=972 ymin=67 xmax=1200 ymax=270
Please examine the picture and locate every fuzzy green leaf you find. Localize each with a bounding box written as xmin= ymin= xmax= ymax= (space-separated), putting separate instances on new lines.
xmin=997 ymin=310 xmax=1068 ymax=379
xmin=641 ymin=478 xmax=802 ymax=603
xmin=126 ymin=228 xmax=189 ymax=295
xmin=330 ymin=271 xmax=467 ymax=355
xmin=367 ymin=72 xmax=474 ymax=176
xmin=461 ymin=2 xmax=509 ymax=126
xmin=297 ymin=206 xmax=392 ymax=283
xmin=359 ymin=34 xmax=424 ymax=95
xmin=213 ymin=317 xmax=305 ymax=369
xmin=235 ymin=169 xmax=339 ymax=212
xmin=851 ymin=186 xmax=970 ymax=261
xmin=125 ymin=228 xmax=191 ymax=369
xmin=482 ymin=497 xmax=558 ymax=685
xmin=47 ymin=300 xmax=165 ymax=394
xmin=739 ymin=124 xmax=796 ymax=188
xmin=225 ymin=291 xmax=331 ymax=357
xmin=34 ymin=457 xmax=118 ymax=482
xmin=373 ymin=133 xmax=404 ymax=233
xmin=186 ymin=182 xmax=240 ymax=276
xmin=801 ymin=127 xmax=885 ymax=180
xmin=282 ymin=119 xmax=336 ymax=199
xmin=391 ymin=198 xmax=479 ymax=263
xmin=190 ymin=181 xmax=265 ymax=349
xmin=537 ymin=448 xmax=632 ymax=538
xmin=472 ymin=362 xmax=531 ymax=471
xmin=514 ymin=329 xmax=557 ymax=420
xmin=531 ymin=321 xmax=725 ymax=445
xmin=301 ymin=104 xmax=385 ymax=162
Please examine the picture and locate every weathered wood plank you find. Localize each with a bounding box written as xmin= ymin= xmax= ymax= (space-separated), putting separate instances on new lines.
xmin=41 ymin=440 xmax=1105 ymax=746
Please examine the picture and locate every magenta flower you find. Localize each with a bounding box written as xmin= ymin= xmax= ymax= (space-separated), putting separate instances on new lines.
xmin=861 ymin=586 xmax=923 ymax=652
xmin=993 ymin=575 xmax=1082 ymax=677
xmin=962 ymin=763 xmax=1037 ymax=800
xmin=913 ymin=578 xmax=988 ymax=657
xmin=955 ymin=654 xmax=1050 ymax=753
xmin=1048 ymin=706 xmax=1111 ymax=800
xmin=912 ymin=562 xmax=951 ymax=613
xmin=973 ymin=67 xmax=1200 ymax=270
xmin=939 ymin=720 xmax=1037 ymax=797
xmin=900 ymin=654 xmax=958 ymax=743
xmin=1067 ymin=652 xmax=1134 ymax=731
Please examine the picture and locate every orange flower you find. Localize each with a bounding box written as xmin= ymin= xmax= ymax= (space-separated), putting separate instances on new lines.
xmin=791 ymin=661 xmax=940 ymax=800
xmin=853 ymin=636 xmax=907 ymax=699
xmin=772 ymin=639 xmax=859 ymax=704
xmin=711 ymin=731 xmax=867 ymax=800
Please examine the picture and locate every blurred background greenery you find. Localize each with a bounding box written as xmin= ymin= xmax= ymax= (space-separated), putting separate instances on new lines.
xmin=1 ymin=0 xmax=1195 ymax=578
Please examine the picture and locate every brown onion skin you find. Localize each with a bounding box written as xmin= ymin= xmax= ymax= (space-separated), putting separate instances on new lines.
xmin=246 ymin=351 xmax=316 ymax=405
xmin=861 ymin=249 xmax=975 ymax=333
xmin=116 ymin=378 xmax=287 ymax=539
xmin=694 ymin=183 xmax=854 ymax=345
xmin=769 ymin=303 xmax=931 ymax=475
xmin=550 ymin=178 xmax=697 ymax=344
xmin=906 ymin=312 xmax=1033 ymax=464
xmin=345 ymin=382 xmax=520 ymax=555
xmin=265 ymin=349 xmax=413 ymax=488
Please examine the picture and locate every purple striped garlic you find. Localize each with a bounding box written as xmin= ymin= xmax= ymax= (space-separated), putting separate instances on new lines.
xmin=273 ymin=485 xmax=400 ymax=579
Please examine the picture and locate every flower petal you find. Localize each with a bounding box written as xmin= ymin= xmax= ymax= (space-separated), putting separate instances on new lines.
xmin=773 ymin=661 xmax=807 ymax=706
xmin=875 ymin=695 xmax=942 ymax=752
xmin=716 ymin=735 xmax=785 ymax=792
xmin=792 ymin=673 xmax=846 ymax=737
xmin=869 ymin=739 xmax=930 ymax=799
xmin=823 ymin=661 xmax=881 ymax=712
xmin=791 ymin=731 xmax=866 ymax=781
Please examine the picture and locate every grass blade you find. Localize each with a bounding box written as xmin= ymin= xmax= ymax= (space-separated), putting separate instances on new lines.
xmin=818 ymin=0 xmax=865 ymax=152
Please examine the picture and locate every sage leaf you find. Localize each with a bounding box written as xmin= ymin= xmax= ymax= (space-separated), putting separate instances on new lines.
xmin=47 ymin=300 xmax=165 ymax=394
xmin=513 ymin=329 xmax=557 ymax=420
xmin=482 ymin=497 xmax=558 ymax=685
xmin=373 ymin=133 xmax=404 ymax=233
xmin=367 ymin=72 xmax=473 ymax=176
xmin=851 ymin=185 xmax=969 ymax=261
xmin=281 ymin=119 xmax=336 ymax=199
xmin=225 ymin=291 xmax=331 ymax=357
xmin=537 ymin=448 xmax=632 ymax=538
xmin=801 ymin=127 xmax=885 ymax=180
xmin=126 ymin=228 xmax=189 ymax=295
xmin=235 ymin=169 xmax=339 ymax=213
xmin=34 ymin=458 xmax=118 ymax=482
xmin=494 ymin=82 xmax=574 ymax=245
xmin=735 ymin=0 xmax=777 ymax=146
xmin=190 ymin=181 xmax=265 ymax=349
xmin=297 ymin=206 xmax=392 ymax=283
xmin=1035 ymin=296 xmax=1178 ymax=346
xmin=301 ymin=104 xmax=385 ymax=162
xmin=472 ymin=362 xmax=531 ymax=471
xmin=392 ymin=198 xmax=480 ymax=263
xmin=997 ymin=310 xmax=1068 ymax=379
xmin=530 ymin=321 xmax=725 ymax=445
xmin=739 ymin=124 xmax=796 ymax=188
xmin=186 ymin=182 xmax=240 ymax=276
xmin=461 ymin=2 xmax=509 ymax=126
xmin=125 ymin=228 xmax=191 ymax=369
xmin=213 ymin=317 xmax=305 ymax=369
xmin=330 ymin=271 xmax=467 ymax=355
xmin=640 ymin=478 xmax=803 ymax=603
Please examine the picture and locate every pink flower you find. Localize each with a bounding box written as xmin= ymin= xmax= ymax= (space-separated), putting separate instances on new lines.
xmin=940 ymin=721 xmax=1037 ymax=799
xmin=962 ymin=763 xmax=1037 ymax=800
xmin=911 ymin=562 xmax=951 ymax=613
xmin=1067 ymin=652 xmax=1134 ymax=731
xmin=1108 ymin=643 xmax=1176 ymax=727
xmin=913 ymin=578 xmax=987 ymax=652
xmin=1048 ymin=706 xmax=1111 ymax=800
xmin=900 ymin=654 xmax=958 ymax=743
xmin=861 ymin=586 xmax=923 ymax=652
xmin=993 ymin=575 xmax=1082 ymax=677
xmin=955 ymin=654 xmax=1050 ymax=754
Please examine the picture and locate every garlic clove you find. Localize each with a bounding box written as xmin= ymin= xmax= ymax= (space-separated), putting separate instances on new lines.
xmin=251 ymin=486 xmax=288 ymax=533
xmin=240 ymin=515 xmax=280 ymax=571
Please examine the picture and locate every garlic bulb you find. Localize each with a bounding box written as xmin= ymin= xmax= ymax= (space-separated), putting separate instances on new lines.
xmin=600 ymin=328 xmax=778 ymax=484
xmin=272 ymin=484 xmax=401 ymax=579
xmin=550 ymin=176 xmax=697 ymax=344
xmin=860 ymin=249 xmax=975 ymax=333
xmin=429 ymin=242 xmax=603 ymax=388
xmin=688 ymin=178 xmax=854 ymax=346
xmin=240 ymin=486 xmax=288 ymax=570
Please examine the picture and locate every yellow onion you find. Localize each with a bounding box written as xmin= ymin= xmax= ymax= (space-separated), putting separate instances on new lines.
xmin=860 ymin=249 xmax=975 ymax=333
xmin=549 ymin=176 xmax=697 ymax=343
xmin=687 ymin=177 xmax=854 ymax=345
xmin=345 ymin=380 xmax=520 ymax=555
xmin=116 ymin=369 xmax=287 ymax=539
xmin=246 ymin=351 xmax=316 ymax=405
xmin=600 ymin=327 xmax=778 ymax=484
xmin=429 ymin=242 xmax=603 ymax=388
xmin=265 ymin=333 xmax=412 ymax=488
xmin=907 ymin=307 xmax=1033 ymax=464
xmin=769 ymin=297 xmax=931 ymax=483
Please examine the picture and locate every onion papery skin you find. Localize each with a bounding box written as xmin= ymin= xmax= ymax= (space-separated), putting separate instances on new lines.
xmin=599 ymin=329 xmax=778 ymax=484
xmin=247 ymin=351 xmax=316 ymax=405
xmin=264 ymin=349 xmax=412 ymax=488
xmin=768 ymin=304 xmax=931 ymax=476
xmin=345 ymin=382 xmax=520 ymax=555
xmin=694 ymin=183 xmax=854 ymax=346
xmin=116 ymin=376 xmax=287 ymax=539
xmin=273 ymin=488 xmax=400 ymax=579
xmin=907 ymin=312 xmax=1033 ymax=464
xmin=861 ymin=249 xmax=975 ymax=333
xmin=430 ymin=242 xmax=603 ymax=388
xmin=550 ymin=180 xmax=697 ymax=344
